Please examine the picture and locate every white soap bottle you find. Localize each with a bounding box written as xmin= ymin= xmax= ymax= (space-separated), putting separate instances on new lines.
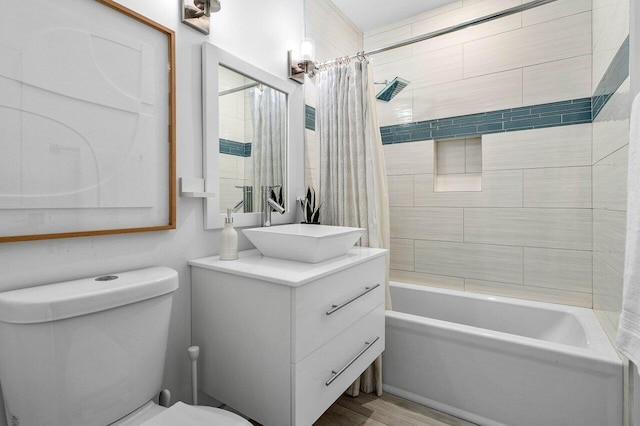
xmin=219 ymin=208 xmax=238 ymax=260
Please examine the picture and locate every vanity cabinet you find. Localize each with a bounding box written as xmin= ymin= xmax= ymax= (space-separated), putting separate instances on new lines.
xmin=189 ymin=247 xmax=386 ymax=426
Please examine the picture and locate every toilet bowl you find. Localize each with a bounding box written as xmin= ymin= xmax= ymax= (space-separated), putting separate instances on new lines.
xmin=112 ymin=401 xmax=251 ymax=426
xmin=0 ymin=267 xmax=251 ymax=426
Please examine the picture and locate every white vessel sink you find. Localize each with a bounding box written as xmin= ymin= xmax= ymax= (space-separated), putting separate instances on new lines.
xmin=242 ymin=224 xmax=365 ymax=263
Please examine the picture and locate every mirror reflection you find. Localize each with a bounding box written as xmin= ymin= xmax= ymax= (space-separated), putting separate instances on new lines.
xmin=218 ymin=65 xmax=287 ymax=215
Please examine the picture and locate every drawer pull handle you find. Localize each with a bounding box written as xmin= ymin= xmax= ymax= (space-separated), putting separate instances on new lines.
xmin=325 ymin=336 xmax=380 ymax=386
xmin=326 ymin=283 xmax=381 ymax=316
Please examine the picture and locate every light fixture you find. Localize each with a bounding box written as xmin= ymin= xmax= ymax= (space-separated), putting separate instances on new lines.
xmin=288 ymin=39 xmax=316 ymax=84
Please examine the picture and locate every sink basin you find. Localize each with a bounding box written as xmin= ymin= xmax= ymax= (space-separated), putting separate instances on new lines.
xmin=242 ymin=224 xmax=365 ymax=263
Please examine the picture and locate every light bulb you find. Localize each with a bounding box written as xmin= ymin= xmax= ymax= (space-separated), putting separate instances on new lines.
xmin=300 ymin=39 xmax=315 ymax=61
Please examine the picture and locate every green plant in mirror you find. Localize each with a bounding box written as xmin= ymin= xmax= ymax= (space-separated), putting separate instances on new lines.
xmin=300 ymin=187 xmax=320 ymax=224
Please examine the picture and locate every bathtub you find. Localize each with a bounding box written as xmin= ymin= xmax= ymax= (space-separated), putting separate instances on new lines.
xmin=383 ymin=281 xmax=623 ymax=426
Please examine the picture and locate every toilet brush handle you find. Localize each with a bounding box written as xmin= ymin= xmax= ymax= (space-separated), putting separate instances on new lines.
xmin=188 ymin=346 xmax=200 ymax=405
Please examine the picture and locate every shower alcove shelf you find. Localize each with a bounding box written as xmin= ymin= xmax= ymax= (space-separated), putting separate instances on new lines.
xmin=189 ymin=247 xmax=387 ymax=426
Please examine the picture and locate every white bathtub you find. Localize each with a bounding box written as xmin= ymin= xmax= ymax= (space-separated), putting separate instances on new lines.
xmin=383 ymin=281 xmax=623 ymax=426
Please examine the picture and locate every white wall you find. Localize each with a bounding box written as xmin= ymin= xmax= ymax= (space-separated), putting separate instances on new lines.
xmin=0 ymin=1 xmax=303 ymax=424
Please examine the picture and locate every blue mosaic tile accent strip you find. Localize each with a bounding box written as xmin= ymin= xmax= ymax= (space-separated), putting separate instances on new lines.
xmin=592 ymin=35 xmax=630 ymax=120
xmin=219 ymin=138 xmax=251 ymax=157
xmin=380 ymin=98 xmax=592 ymax=145
xmin=305 ymin=104 xmax=316 ymax=131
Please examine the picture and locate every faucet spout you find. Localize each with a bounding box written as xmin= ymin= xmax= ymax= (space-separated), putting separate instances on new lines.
xmin=267 ymin=197 xmax=286 ymax=214
xmin=261 ymin=185 xmax=285 ymax=227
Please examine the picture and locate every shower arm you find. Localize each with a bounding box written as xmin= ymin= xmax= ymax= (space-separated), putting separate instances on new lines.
xmin=315 ymin=0 xmax=558 ymax=68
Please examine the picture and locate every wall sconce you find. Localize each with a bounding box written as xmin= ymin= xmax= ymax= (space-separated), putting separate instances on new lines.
xmin=181 ymin=0 xmax=221 ymax=35
xmin=288 ymin=39 xmax=316 ymax=84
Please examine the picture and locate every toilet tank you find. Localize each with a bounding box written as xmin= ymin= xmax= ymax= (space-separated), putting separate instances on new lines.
xmin=0 ymin=267 xmax=179 ymax=426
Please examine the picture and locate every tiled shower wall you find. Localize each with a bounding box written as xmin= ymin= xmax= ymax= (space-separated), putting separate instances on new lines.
xmin=386 ymin=124 xmax=593 ymax=306
xmin=305 ymin=0 xmax=630 ymax=310
xmin=368 ymin=0 xmax=595 ymax=307
xmin=591 ymin=0 xmax=630 ymax=340
xmin=218 ymin=67 xmax=253 ymax=212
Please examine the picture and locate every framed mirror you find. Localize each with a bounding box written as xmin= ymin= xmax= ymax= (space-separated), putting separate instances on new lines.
xmin=202 ymin=43 xmax=303 ymax=229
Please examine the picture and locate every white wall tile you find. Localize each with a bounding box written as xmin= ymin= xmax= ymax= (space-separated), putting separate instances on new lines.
xmin=415 ymin=240 xmax=523 ymax=284
xmin=306 ymin=0 xmax=362 ymax=63
xmin=593 ymin=208 xmax=627 ymax=275
xmin=388 ymin=175 xmax=414 ymax=207
xmin=219 ymin=177 xmax=244 ymax=213
xmin=436 ymin=138 xmax=466 ymax=174
xmin=390 ymin=269 xmax=465 ymax=291
xmin=390 ymin=207 xmax=463 ymax=241
xmin=522 ymin=0 xmax=593 ymax=27
xmin=482 ymin=124 xmax=592 ymax=170
xmin=364 ymin=25 xmax=413 ymax=66
xmin=465 ymin=279 xmax=593 ymax=307
xmin=523 ymin=166 xmax=592 ymax=208
xmin=219 ymin=154 xmax=239 ymax=179
xmin=463 ymin=12 xmax=591 ymax=78
xmin=593 ymin=144 xmax=628 ymax=211
xmin=374 ymin=45 xmax=464 ymax=93
xmin=415 ymin=170 xmax=523 ymax=207
xmin=390 ymin=238 xmax=414 ymax=271
xmin=412 ymin=69 xmax=523 ymax=122
xmin=384 ymin=140 xmax=434 ymax=175
xmin=375 ymin=90 xmax=413 ymax=126
xmin=523 ymin=55 xmax=592 ymax=105
xmin=592 ymin=79 xmax=630 ymax=163
xmin=464 ymin=208 xmax=593 ymax=250
xmin=524 ymin=247 xmax=593 ymax=293
xmin=592 ymin=0 xmax=629 ymax=86
xmin=593 ymin=252 xmax=623 ymax=316
xmin=434 ymin=173 xmax=482 ymax=192
xmin=592 ymin=115 xmax=630 ymax=165
xmin=465 ymin=138 xmax=482 ymax=173
xmin=411 ymin=0 xmax=522 ymax=55
xmin=365 ymin=1 xmax=463 ymax=38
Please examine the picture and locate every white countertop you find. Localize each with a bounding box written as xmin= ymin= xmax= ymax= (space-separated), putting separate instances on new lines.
xmin=188 ymin=247 xmax=387 ymax=287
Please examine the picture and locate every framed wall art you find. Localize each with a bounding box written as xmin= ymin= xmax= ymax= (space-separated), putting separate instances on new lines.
xmin=0 ymin=0 xmax=176 ymax=242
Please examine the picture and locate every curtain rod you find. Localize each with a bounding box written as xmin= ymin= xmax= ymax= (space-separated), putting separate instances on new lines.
xmin=219 ymin=82 xmax=261 ymax=96
xmin=316 ymin=0 xmax=558 ymax=68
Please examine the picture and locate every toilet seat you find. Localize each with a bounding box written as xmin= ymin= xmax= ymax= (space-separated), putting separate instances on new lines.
xmin=139 ymin=402 xmax=252 ymax=426
xmin=112 ymin=401 xmax=252 ymax=426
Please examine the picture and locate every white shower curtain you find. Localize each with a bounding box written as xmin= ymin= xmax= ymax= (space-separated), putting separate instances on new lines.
xmin=317 ymin=58 xmax=391 ymax=396
xmin=250 ymin=86 xmax=287 ymax=208
xmin=617 ymin=92 xmax=640 ymax=365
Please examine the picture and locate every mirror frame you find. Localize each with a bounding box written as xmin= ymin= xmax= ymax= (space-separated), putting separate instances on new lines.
xmin=202 ymin=42 xmax=304 ymax=229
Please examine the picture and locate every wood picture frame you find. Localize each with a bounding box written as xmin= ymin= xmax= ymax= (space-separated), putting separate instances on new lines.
xmin=0 ymin=0 xmax=176 ymax=242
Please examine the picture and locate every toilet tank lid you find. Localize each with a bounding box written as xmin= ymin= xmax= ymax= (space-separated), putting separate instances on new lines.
xmin=0 ymin=267 xmax=179 ymax=324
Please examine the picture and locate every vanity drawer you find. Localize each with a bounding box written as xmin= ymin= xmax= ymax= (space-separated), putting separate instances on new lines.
xmin=293 ymin=256 xmax=385 ymax=362
xmin=293 ymin=303 xmax=385 ymax=426
xmin=293 ymin=304 xmax=385 ymax=425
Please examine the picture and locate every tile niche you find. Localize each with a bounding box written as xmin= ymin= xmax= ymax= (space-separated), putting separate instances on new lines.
xmin=435 ymin=136 xmax=482 ymax=192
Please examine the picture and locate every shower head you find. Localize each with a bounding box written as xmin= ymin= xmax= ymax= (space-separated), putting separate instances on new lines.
xmin=375 ymin=77 xmax=410 ymax=102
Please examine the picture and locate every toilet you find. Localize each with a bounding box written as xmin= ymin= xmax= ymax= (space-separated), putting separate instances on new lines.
xmin=0 ymin=267 xmax=251 ymax=426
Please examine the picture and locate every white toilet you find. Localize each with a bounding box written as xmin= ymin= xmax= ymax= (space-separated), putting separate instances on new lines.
xmin=0 ymin=267 xmax=252 ymax=426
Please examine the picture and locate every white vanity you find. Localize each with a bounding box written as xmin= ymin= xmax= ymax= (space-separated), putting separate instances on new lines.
xmin=189 ymin=247 xmax=386 ymax=426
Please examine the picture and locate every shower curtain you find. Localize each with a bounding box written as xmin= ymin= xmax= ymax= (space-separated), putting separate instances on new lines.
xmin=250 ymin=86 xmax=287 ymax=208
xmin=317 ymin=58 xmax=391 ymax=396
xmin=617 ymin=92 xmax=640 ymax=364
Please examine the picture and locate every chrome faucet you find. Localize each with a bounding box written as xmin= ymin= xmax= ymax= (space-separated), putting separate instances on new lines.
xmin=261 ymin=185 xmax=285 ymax=227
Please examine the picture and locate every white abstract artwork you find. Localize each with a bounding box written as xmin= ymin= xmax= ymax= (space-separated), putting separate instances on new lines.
xmin=0 ymin=0 xmax=174 ymax=240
